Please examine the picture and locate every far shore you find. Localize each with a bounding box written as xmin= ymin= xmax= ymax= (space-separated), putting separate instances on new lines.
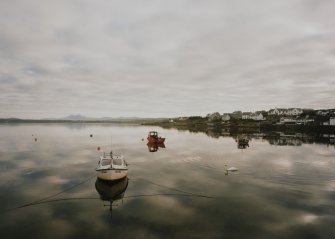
xmin=1 ymin=117 xmax=334 ymax=134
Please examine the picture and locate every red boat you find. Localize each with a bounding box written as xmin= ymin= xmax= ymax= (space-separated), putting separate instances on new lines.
xmin=147 ymin=131 xmax=165 ymax=143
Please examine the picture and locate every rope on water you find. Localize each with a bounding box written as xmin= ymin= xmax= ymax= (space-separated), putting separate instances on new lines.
xmin=3 ymin=173 xmax=96 ymax=212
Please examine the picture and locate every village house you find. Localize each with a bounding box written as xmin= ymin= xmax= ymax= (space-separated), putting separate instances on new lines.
xmin=178 ymin=117 xmax=188 ymax=121
xmin=280 ymin=115 xmax=315 ymax=125
xmin=316 ymin=110 xmax=330 ymax=116
xmin=296 ymin=116 xmax=315 ymax=125
xmin=230 ymin=111 xmax=242 ymax=119
xmin=222 ymin=113 xmax=231 ymax=121
xmin=242 ymin=112 xmax=265 ymax=121
xmin=268 ymin=108 xmax=303 ymax=116
xmin=241 ymin=112 xmax=251 ymax=119
xmin=323 ymin=117 xmax=335 ymax=126
xmin=279 ymin=117 xmax=297 ymax=124
xmin=286 ymin=108 xmax=303 ymax=115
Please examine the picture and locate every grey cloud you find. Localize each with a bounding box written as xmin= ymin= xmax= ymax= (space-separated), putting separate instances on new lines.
xmin=0 ymin=0 xmax=335 ymax=118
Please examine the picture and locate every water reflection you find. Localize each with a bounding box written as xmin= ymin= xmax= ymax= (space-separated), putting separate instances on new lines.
xmin=266 ymin=137 xmax=302 ymax=146
xmin=95 ymin=177 xmax=128 ymax=213
xmin=224 ymin=132 xmax=334 ymax=147
xmin=237 ymin=144 xmax=248 ymax=149
xmin=146 ymin=142 xmax=166 ymax=152
xmin=225 ymin=166 xmax=239 ymax=175
xmin=1 ymin=124 xmax=335 ymax=239
xmin=206 ymin=129 xmax=222 ymax=138
xmin=163 ymin=124 xmax=335 ymax=147
xmin=235 ymin=135 xmax=250 ymax=149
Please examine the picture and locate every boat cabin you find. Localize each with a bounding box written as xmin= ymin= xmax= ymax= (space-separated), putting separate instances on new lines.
xmin=148 ymin=131 xmax=158 ymax=138
xmin=99 ymin=155 xmax=125 ymax=169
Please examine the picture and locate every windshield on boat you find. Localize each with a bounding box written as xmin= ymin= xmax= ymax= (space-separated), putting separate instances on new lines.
xmin=101 ymin=158 xmax=111 ymax=166
xmin=113 ymin=158 xmax=122 ymax=166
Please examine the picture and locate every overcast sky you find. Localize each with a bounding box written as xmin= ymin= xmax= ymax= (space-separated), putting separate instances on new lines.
xmin=1 ymin=0 xmax=334 ymax=118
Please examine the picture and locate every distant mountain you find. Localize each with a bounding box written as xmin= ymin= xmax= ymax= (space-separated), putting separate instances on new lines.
xmin=61 ymin=114 xmax=90 ymax=121
xmin=0 ymin=114 xmax=169 ymax=123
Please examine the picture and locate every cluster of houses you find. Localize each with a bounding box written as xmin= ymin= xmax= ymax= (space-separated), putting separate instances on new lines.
xmin=171 ymin=108 xmax=335 ymax=126
xmin=221 ymin=110 xmax=266 ymax=122
xmin=222 ymin=111 xmax=266 ymax=121
xmin=210 ymin=108 xmax=335 ymax=126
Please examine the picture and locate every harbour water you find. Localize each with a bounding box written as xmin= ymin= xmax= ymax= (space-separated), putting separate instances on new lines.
xmin=0 ymin=124 xmax=335 ymax=239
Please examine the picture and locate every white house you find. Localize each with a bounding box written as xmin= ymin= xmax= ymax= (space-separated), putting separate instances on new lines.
xmin=268 ymin=108 xmax=285 ymax=115
xmin=222 ymin=113 xmax=231 ymax=121
xmin=231 ymin=111 xmax=242 ymax=119
xmin=287 ymin=108 xmax=303 ymax=116
xmin=242 ymin=112 xmax=251 ymax=120
xmin=268 ymin=108 xmax=303 ymax=116
xmin=178 ymin=117 xmax=188 ymax=121
xmin=280 ymin=115 xmax=315 ymax=125
xmin=242 ymin=112 xmax=264 ymax=121
xmin=324 ymin=117 xmax=335 ymax=126
xmin=296 ymin=117 xmax=314 ymax=125
xmin=316 ymin=110 xmax=329 ymax=116
xmin=280 ymin=117 xmax=297 ymax=124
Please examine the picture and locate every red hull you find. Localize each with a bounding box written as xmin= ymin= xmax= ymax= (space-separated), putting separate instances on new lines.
xmin=147 ymin=137 xmax=165 ymax=143
xmin=147 ymin=142 xmax=166 ymax=152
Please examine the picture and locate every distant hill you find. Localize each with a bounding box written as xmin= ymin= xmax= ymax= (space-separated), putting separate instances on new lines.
xmin=61 ymin=114 xmax=90 ymax=121
xmin=0 ymin=115 xmax=169 ymax=124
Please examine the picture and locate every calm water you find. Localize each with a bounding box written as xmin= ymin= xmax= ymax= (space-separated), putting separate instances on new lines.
xmin=0 ymin=124 xmax=335 ymax=239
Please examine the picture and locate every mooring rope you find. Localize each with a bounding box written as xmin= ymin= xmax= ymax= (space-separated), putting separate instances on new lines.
xmin=128 ymin=177 xmax=215 ymax=199
xmin=4 ymin=173 xmax=96 ymax=212
xmin=3 ymin=174 xmax=215 ymax=212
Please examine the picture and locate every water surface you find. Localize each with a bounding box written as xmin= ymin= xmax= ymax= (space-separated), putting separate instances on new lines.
xmin=0 ymin=124 xmax=335 ymax=239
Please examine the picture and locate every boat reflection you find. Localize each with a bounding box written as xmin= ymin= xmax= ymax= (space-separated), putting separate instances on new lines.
xmin=235 ymin=135 xmax=250 ymax=149
xmin=95 ymin=177 xmax=128 ymax=213
xmin=237 ymin=143 xmax=249 ymax=149
xmin=147 ymin=142 xmax=166 ymax=152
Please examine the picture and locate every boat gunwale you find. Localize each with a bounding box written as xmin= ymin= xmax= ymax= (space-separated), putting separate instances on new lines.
xmin=96 ymin=168 xmax=128 ymax=171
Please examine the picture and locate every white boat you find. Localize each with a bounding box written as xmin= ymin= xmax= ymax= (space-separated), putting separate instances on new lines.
xmin=96 ymin=151 xmax=128 ymax=181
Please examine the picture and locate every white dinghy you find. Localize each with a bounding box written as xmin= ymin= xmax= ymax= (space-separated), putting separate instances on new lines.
xmin=96 ymin=151 xmax=128 ymax=181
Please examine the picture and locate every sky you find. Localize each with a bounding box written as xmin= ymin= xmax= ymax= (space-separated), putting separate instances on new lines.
xmin=0 ymin=0 xmax=335 ymax=119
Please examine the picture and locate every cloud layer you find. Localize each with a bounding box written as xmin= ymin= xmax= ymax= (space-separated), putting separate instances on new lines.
xmin=1 ymin=0 xmax=335 ymax=118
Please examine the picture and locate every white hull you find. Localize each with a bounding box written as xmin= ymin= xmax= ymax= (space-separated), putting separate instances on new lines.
xmin=96 ymin=152 xmax=128 ymax=181
xmin=96 ymin=169 xmax=128 ymax=181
